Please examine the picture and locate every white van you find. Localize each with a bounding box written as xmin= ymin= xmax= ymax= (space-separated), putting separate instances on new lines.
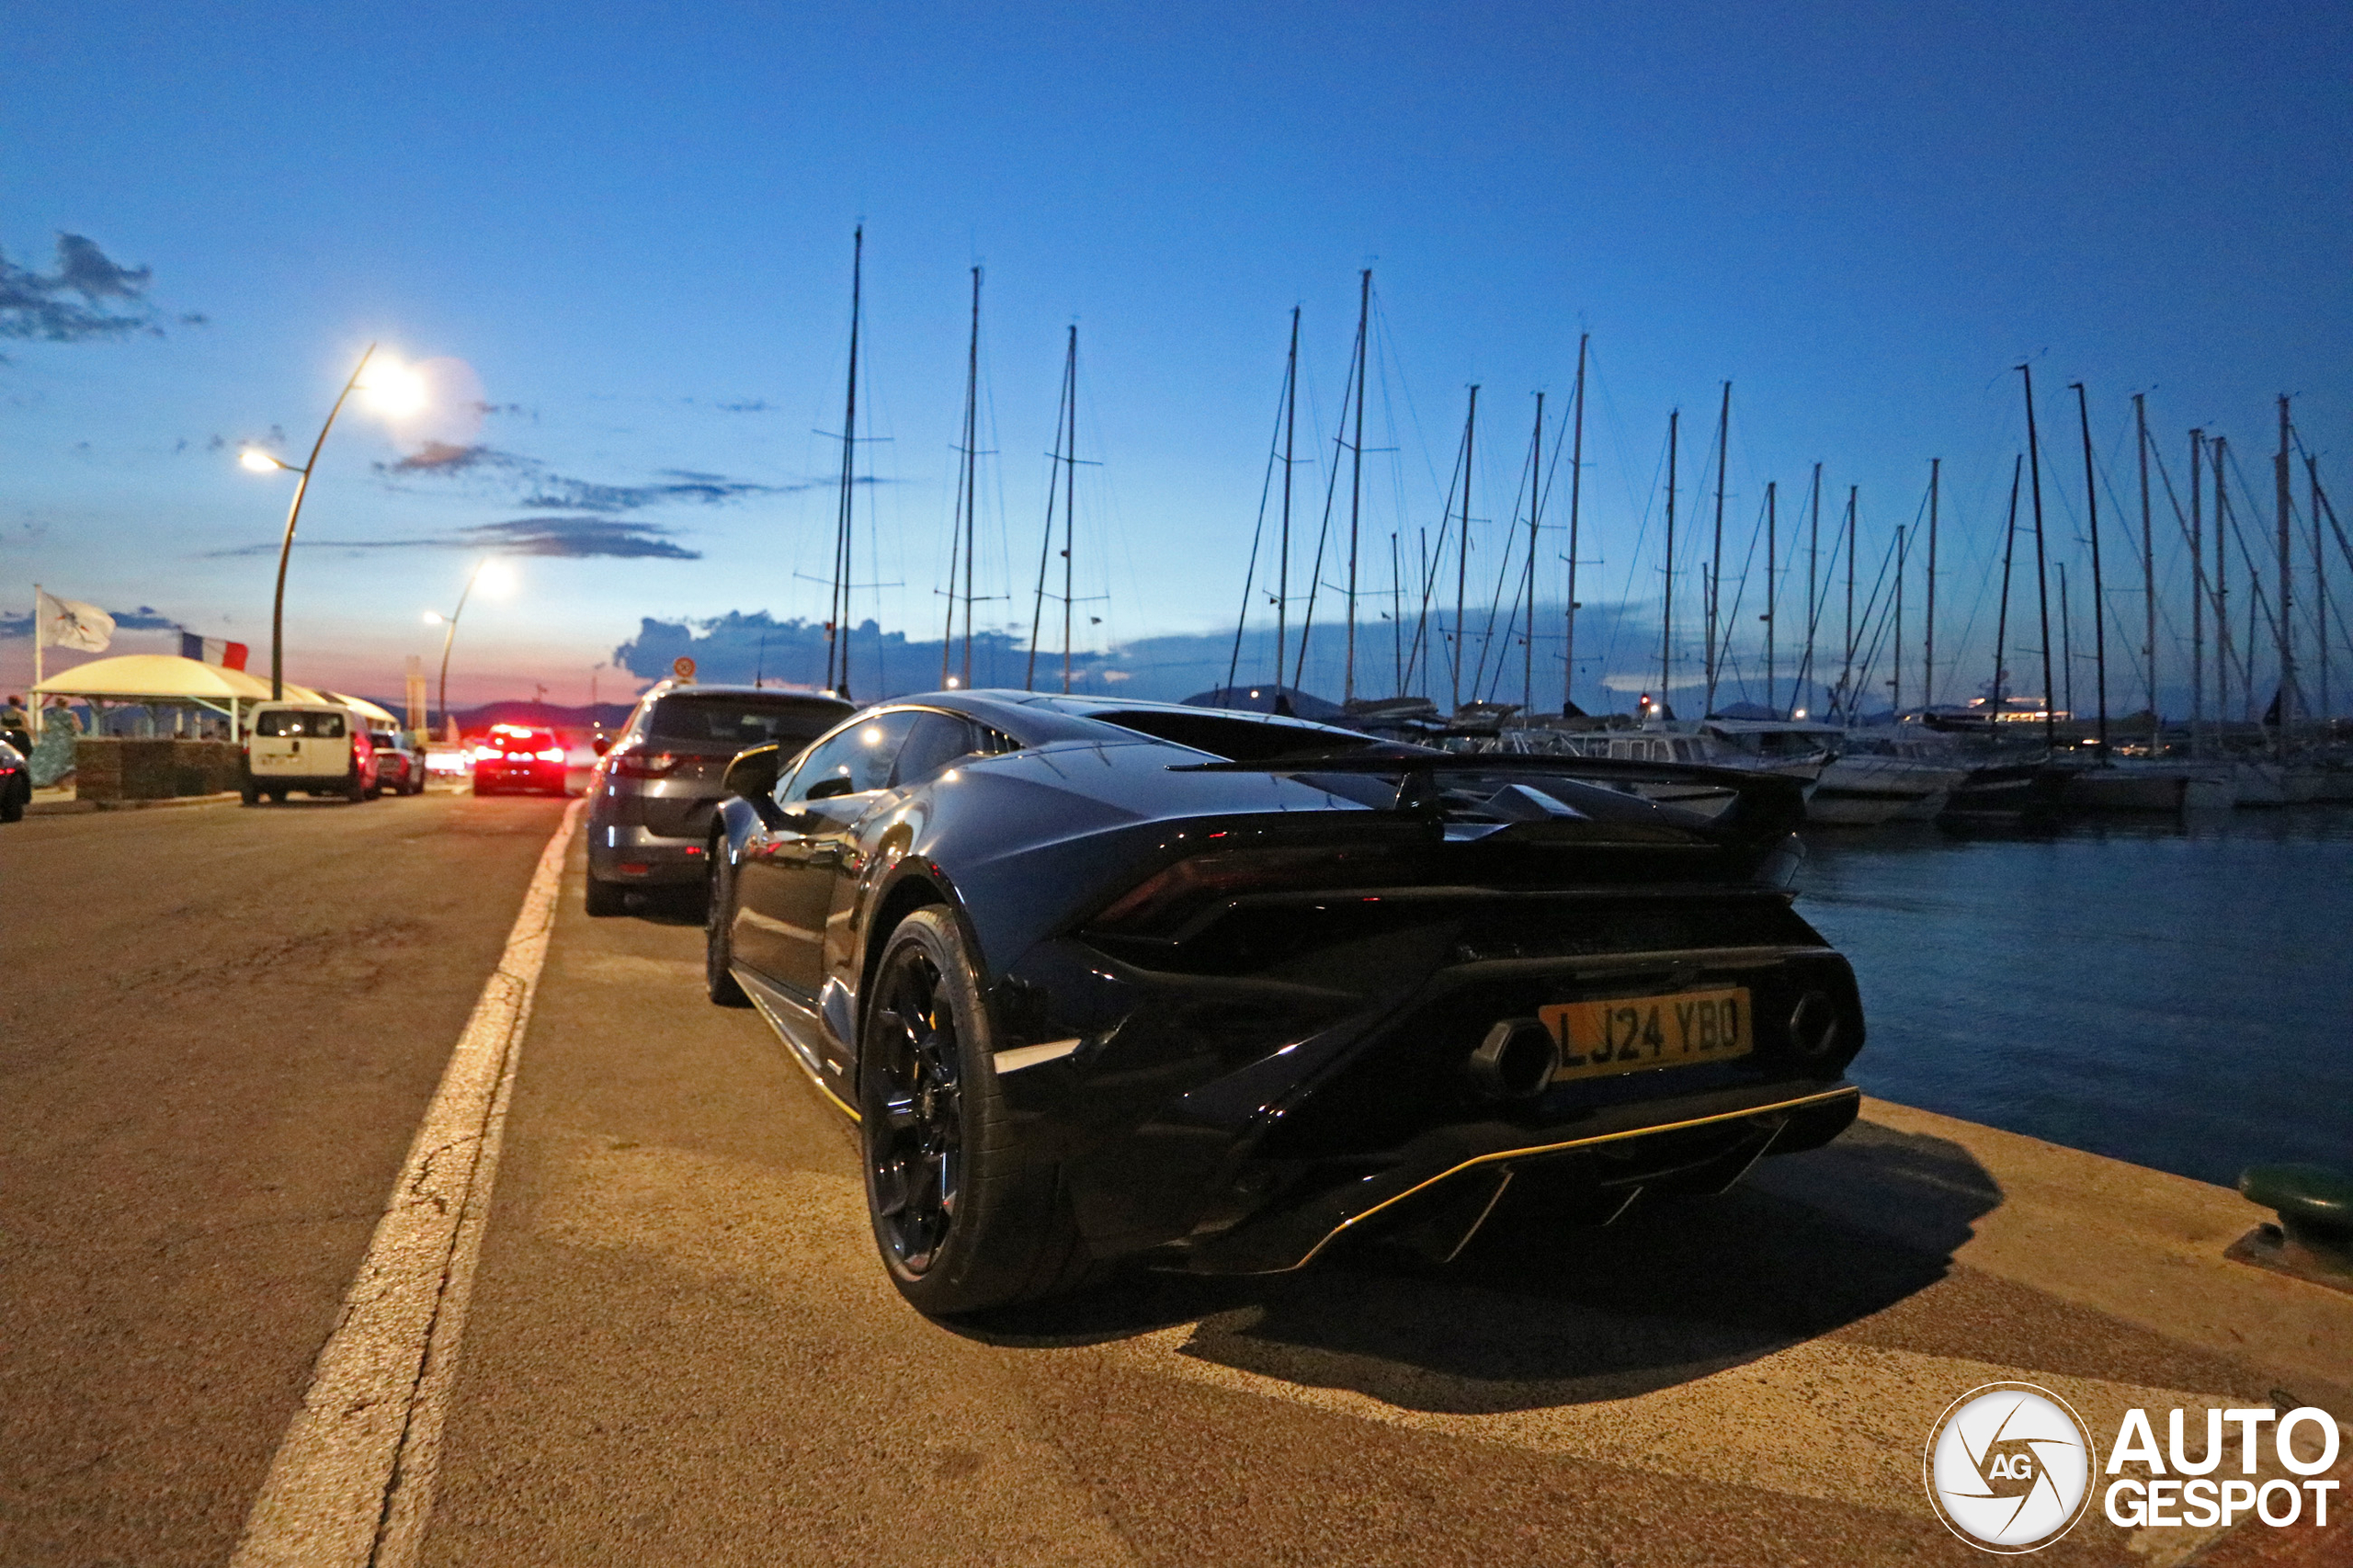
xmin=243 ymin=702 xmax=379 ymax=804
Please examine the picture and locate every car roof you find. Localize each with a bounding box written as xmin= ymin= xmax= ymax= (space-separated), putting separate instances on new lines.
xmin=641 ymin=680 xmax=854 ymax=707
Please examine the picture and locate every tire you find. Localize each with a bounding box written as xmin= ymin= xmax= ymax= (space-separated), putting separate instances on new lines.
xmin=1 ymin=789 xmax=22 ymax=824
xmin=240 ymin=781 xmax=259 ymax=807
xmin=858 ymin=908 xmax=1094 ymax=1315
xmin=268 ymin=789 xmax=287 ymax=804
xmin=472 ymin=780 xmax=492 ymax=796
xmin=584 ymin=873 xmax=627 ymax=917
xmin=704 ymin=841 xmax=750 ymax=1006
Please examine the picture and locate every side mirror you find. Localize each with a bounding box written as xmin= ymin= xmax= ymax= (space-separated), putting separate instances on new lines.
xmin=592 ymin=735 xmax=611 ymax=756
xmin=722 ymin=743 xmax=782 ymax=802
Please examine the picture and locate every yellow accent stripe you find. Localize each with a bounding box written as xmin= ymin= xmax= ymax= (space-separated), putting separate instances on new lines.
xmin=746 ymin=989 xmax=863 ymax=1123
xmin=1290 ymin=1085 xmax=1859 ymax=1268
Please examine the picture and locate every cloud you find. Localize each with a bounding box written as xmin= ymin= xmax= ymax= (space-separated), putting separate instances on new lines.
xmin=204 ymin=515 xmax=700 ymax=561
xmin=373 ymin=443 xmax=788 ymax=510
xmin=715 ymin=399 xmax=772 ymax=414
xmin=0 ymin=233 xmax=164 ymax=344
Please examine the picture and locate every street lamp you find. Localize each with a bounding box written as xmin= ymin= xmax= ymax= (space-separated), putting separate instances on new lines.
xmin=239 ymin=345 xmax=426 ymax=699
xmin=425 ymin=559 xmax=513 ymax=739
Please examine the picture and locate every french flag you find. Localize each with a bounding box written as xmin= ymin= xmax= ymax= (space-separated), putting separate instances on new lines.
xmin=180 ymin=632 xmax=250 ymax=671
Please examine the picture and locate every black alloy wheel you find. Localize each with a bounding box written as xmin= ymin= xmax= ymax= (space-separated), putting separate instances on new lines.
xmin=866 ymin=935 xmax=966 ymax=1278
xmin=704 ymin=839 xmax=749 ymax=1006
xmin=858 ymin=909 xmax=1095 ymax=1315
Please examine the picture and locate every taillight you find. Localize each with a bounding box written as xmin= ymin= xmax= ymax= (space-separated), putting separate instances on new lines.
xmin=612 ymin=748 xmax=680 ymax=778
xmin=535 ymin=747 xmax=564 ymax=762
xmin=1090 ymin=845 xmax=1403 ymax=937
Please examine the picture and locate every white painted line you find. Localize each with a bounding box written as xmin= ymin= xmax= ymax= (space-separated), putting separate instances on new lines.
xmin=230 ymin=798 xmax=584 ymax=1568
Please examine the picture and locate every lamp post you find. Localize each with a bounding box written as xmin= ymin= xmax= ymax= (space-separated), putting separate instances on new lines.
xmin=241 ymin=345 xmax=426 ymax=700
xmin=425 ymin=558 xmax=509 ymax=740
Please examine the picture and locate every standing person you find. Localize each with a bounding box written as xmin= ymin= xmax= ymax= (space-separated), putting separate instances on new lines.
xmin=2 ymin=694 xmax=28 ymax=754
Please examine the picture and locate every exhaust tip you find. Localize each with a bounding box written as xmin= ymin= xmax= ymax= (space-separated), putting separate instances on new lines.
xmin=1468 ymin=1018 xmax=1560 ymax=1101
xmin=1789 ymin=991 xmax=1841 ymax=1059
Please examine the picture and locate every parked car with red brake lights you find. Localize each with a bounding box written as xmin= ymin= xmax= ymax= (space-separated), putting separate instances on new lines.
xmin=472 ymin=724 xmax=568 ymax=796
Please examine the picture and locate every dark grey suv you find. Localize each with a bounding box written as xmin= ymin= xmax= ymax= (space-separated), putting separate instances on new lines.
xmin=585 ymin=682 xmax=853 ymax=915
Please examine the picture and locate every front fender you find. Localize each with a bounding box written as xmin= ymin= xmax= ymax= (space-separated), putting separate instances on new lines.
xmin=713 ymin=792 xmax=769 ymax=862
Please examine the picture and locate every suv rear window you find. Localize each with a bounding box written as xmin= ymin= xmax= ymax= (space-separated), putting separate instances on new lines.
xmin=650 ymin=697 xmax=843 ymax=749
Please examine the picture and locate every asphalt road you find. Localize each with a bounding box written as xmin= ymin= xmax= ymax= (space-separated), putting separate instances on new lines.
xmin=6 ymin=796 xmax=2345 ymax=1567
xmin=0 ymin=788 xmax=567 ymax=1567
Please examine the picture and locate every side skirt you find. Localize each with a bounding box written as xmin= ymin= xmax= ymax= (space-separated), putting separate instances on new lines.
xmin=734 ymin=966 xmax=862 ymax=1123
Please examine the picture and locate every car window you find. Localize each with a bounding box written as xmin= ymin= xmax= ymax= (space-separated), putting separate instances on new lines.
xmin=891 ymin=713 xmax=979 ymax=788
xmin=255 ymin=710 xmax=346 ymax=738
xmin=650 ymin=696 xmax=845 ymax=749
xmin=781 ymin=711 xmax=918 ymax=802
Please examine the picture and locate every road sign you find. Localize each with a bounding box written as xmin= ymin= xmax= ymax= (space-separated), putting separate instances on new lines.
xmin=672 ymin=656 xmax=696 ymax=681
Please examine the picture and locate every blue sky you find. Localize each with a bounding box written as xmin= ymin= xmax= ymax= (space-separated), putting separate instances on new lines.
xmin=4 ymin=1 xmax=2347 ymax=714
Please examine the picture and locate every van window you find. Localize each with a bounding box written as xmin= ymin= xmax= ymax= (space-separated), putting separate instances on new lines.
xmin=256 ymin=710 xmax=346 ymax=738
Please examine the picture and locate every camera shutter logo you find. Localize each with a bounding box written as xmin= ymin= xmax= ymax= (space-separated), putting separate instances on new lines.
xmin=1924 ymin=1382 xmax=2097 ymax=1552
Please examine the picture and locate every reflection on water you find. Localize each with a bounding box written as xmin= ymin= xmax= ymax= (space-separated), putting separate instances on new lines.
xmin=1793 ymin=806 xmax=2353 ymax=1190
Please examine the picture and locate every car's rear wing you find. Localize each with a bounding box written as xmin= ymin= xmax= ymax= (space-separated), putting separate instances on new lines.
xmin=1169 ymin=749 xmax=1808 ymax=851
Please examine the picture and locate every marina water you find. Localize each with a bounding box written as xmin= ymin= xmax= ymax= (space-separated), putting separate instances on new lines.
xmin=1796 ymin=807 xmax=2351 ymax=1189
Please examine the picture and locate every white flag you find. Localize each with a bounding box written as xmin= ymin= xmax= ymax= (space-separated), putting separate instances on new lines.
xmin=36 ymin=588 xmax=115 ymax=653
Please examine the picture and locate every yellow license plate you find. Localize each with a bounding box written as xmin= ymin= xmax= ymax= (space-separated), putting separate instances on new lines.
xmin=1541 ymin=986 xmax=1753 ymax=1081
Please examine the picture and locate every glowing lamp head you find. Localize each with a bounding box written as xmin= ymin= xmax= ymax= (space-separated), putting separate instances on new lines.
xmin=240 ymin=448 xmax=284 ymax=472
xmin=423 ymin=610 xmax=444 ymax=626
xmin=473 ymin=562 xmax=516 ymax=598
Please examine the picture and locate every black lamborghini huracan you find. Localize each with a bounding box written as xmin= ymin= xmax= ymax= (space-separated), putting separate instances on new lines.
xmin=707 ymin=692 xmax=1866 ymax=1314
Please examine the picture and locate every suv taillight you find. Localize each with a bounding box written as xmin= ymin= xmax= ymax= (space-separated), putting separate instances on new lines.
xmin=612 ymin=748 xmax=680 ymax=778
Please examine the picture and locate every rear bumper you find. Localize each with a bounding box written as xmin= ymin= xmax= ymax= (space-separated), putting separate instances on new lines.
xmin=585 ymin=821 xmax=708 ymax=884
xmin=475 ymin=763 xmax=566 ymax=792
xmin=1179 ymin=1080 xmax=1860 ymax=1274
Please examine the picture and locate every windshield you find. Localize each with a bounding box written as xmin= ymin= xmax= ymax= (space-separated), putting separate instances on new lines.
xmin=651 ymin=696 xmax=843 ymax=750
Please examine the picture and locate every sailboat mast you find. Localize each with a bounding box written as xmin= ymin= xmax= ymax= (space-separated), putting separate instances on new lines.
xmin=1275 ymin=307 xmax=1299 ymax=691
xmin=2276 ymin=394 xmax=2296 ymax=756
xmin=1061 ymin=325 xmax=1078 ymax=694
xmin=1839 ymin=487 xmax=1858 ymax=722
xmin=1524 ymin=391 xmax=1544 ymax=710
xmin=1800 ymin=463 xmax=1820 ymax=717
xmin=828 ymin=224 xmax=864 ymax=699
xmin=2313 ymin=453 xmax=2331 ymax=723
xmin=961 ymin=267 xmax=981 ymax=687
xmin=2072 ymin=383 xmax=2109 ymax=752
xmin=1026 ymin=328 xmax=1074 ymax=691
xmin=2135 ymin=394 xmax=2154 ymax=739
xmin=1994 ymin=456 xmax=2021 ymax=721
xmin=1563 ymin=333 xmax=1587 ymax=716
xmin=1893 ymin=524 xmax=1907 ymax=714
xmin=1765 ymin=480 xmax=1779 ymax=710
xmin=1344 ymin=270 xmax=1370 ymax=704
xmin=1705 ymin=381 xmax=1729 ymax=717
xmin=2214 ymin=435 xmax=2231 ymax=726
xmin=2189 ymin=431 xmax=2206 ymax=752
xmin=1660 ymin=409 xmax=1678 ymax=713
xmin=1925 ymin=458 xmax=1939 ymax=710
xmin=2020 ymin=363 xmax=2056 ymax=749
xmin=944 ymin=266 xmax=981 ymax=687
xmin=1452 ymin=386 xmax=1478 ymax=712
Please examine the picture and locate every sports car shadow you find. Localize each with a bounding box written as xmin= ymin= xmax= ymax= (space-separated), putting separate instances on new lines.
xmin=960 ymin=1119 xmax=2001 ymax=1413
